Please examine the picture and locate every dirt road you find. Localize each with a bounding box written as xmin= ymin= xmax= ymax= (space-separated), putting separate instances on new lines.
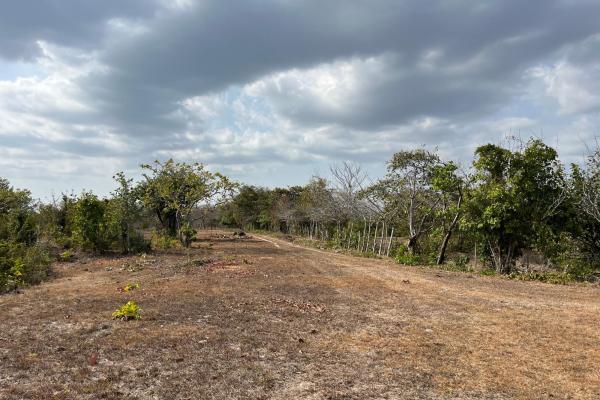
xmin=1 ymin=231 xmax=598 ymax=399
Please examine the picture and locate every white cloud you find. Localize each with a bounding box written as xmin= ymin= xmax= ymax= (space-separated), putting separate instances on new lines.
xmin=2 ymin=0 xmax=600 ymax=197
xmin=532 ymin=62 xmax=600 ymax=115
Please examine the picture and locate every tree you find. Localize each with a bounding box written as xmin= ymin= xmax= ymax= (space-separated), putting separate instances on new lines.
xmin=299 ymin=177 xmax=335 ymax=239
xmin=108 ymin=172 xmax=146 ymax=253
xmin=0 ymin=178 xmax=51 ymax=291
xmin=464 ymin=140 xmax=567 ymax=274
xmin=362 ymin=149 xmax=440 ymax=254
xmin=569 ymin=148 xmax=600 ymax=275
xmin=71 ymin=192 xmax=108 ymax=252
xmin=430 ymin=161 xmax=464 ymax=264
xmin=139 ymin=159 xmax=235 ymax=246
xmin=272 ymin=186 xmax=303 ymax=234
xmin=330 ymin=161 xmax=368 ymax=221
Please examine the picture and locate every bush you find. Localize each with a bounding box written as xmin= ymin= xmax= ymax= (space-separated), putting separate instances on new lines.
xmin=446 ymin=255 xmax=469 ymax=271
xmin=150 ymin=230 xmax=181 ymax=251
xmin=71 ymin=192 xmax=109 ymax=252
xmin=125 ymin=230 xmax=151 ymax=254
xmin=0 ymin=242 xmax=51 ymax=292
xmin=508 ymin=271 xmax=575 ymax=285
xmin=112 ymin=301 xmax=142 ymax=320
xmin=21 ymin=245 xmax=52 ymax=285
xmin=59 ymin=250 xmax=75 ymax=262
xmin=394 ymin=244 xmax=421 ymax=266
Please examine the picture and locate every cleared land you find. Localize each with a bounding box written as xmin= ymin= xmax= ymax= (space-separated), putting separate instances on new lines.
xmin=0 ymin=230 xmax=598 ymax=399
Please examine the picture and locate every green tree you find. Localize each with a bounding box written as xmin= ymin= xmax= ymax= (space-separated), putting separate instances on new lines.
xmin=71 ymin=192 xmax=108 ymax=252
xmin=464 ymin=140 xmax=567 ymax=274
xmin=0 ymin=178 xmax=50 ymax=291
xmin=430 ymin=161 xmax=464 ymax=264
xmin=139 ymin=159 xmax=236 ymax=246
xmin=362 ymin=149 xmax=440 ymax=254
xmin=107 ymin=172 xmax=147 ymax=253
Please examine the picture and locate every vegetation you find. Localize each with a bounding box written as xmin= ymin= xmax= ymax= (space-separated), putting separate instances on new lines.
xmin=220 ymin=139 xmax=600 ymax=283
xmin=0 ymin=159 xmax=235 ymax=293
xmin=112 ymin=300 xmax=142 ymax=320
xmin=0 ymin=178 xmax=51 ymax=292
xmin=3 ymin=138 xmax=600 ymax=293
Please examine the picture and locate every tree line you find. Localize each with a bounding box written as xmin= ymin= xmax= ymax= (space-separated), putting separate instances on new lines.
xmin=220 ymin=138 xmax=600 ymax=282
xmin=2 ymin=138 xmax=600 ymax=292
xmin=0 ymin=160 xmax=234 ymax=292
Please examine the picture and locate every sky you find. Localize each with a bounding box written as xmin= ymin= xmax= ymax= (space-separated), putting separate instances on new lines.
xmin=1 ymin=0 xmax=600 ymax=200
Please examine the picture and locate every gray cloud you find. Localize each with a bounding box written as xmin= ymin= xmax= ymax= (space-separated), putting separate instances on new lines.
xmin=0 ymin=0 xmax=157 ymax=61
xmin=2 ymin=0 xmax=600 ymax=197
xmin=73 ymin=0 xmax=600 ymax=134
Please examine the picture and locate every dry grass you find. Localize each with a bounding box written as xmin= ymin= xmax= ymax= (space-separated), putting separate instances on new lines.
xmin=0 ymin=230 xmax=598 ymax=399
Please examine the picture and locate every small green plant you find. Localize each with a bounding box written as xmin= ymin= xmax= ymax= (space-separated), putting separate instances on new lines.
xmin=121 ymin=282 xmax=140 ymax=292
xmin=59 ymin=250 xmax=74 ymax=262
xmin=479 ymin=268 xmax=497 ymax=276
xmin=112 ymin=301 xmax=142 ymax=320
xmin=454 ymin=255 xmax=469 ymax=269
xmin=394 ymin=244 xmax=421 ymax=266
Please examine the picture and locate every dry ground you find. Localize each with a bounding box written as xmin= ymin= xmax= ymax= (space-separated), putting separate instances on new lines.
xmin=0 ymin=230 xmax=598 ymax=400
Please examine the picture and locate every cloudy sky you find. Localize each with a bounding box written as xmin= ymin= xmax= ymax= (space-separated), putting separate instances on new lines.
xmin=1 ymin=0 xmax=600 ymax=199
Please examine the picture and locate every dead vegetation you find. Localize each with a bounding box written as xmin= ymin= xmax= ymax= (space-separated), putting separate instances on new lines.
xmin=0 ymin=230 xmax=598 ymax=399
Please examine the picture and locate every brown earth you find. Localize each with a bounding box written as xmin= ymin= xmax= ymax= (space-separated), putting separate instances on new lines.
xmin=0 ymin=230 xmax=598 ymax=400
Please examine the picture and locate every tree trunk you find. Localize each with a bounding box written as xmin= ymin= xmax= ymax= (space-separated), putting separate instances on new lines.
xmin=378 ymin=222 xmax=385 ymax=256
xmin=407 ymin=235 xmax=417 ymax=255
xmin=371 ymin=222 xmax=379 ymax=253
xmin=364 ymin=221 xmax=371 ymax=252
xmin=436 ymin=195 xmax=462 ymax=265
xmin=347 ymin=221 xmax=353 ymax=250
xmin=436 ymin=230 xmax=452 ymax=265
xmin=489 ymin=240 xmax=515 ymax=274
xmin=386 ymin=227 xmax=394 ymax=256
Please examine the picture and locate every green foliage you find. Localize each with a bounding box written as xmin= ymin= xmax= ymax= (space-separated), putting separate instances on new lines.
xmin=121 ymin=283 xmax=140 ymax=292
xmin=139 ymin=159 xmax=236 ymax=246
xmin=150 ymin=230 xmax=181 ymax=250
xmin=220 ymin=185 xmax=277 ymax=229
xmin=508 ymin=272 xmax=575 ymax=285
xmin=443 ymin=255 xmax=470 ymax=271
xmin=71 ymin=192 xmax=108 ymax=252
xmin=362 ymin=149 xmax=442 ymax=255
xmin=0 ymin=242 xmax=51 ymax=292
xmin=0 ymin=179 xmax=51 ymax=292
xmin=112 ymin=300 xmax=142 ymax=320
xmin=59 ymin=250 xmax=74 ymax=262
xmin=394 ymin=244 xmax=421 ymax=265
xmin=107 ymin=172 xmax=149 ymax=253
xmin=179 ymin=222 xmax=197 ymax=248
xmin=464 ymin=139 xmax=568 ymax=274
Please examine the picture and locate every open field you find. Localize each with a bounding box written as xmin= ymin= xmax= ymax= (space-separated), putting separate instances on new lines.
xmin=1 ymin=230 xmax=599 ymax=400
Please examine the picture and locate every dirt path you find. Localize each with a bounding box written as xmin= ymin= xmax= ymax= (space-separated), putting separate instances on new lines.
xmin=1 ymin=230 xmax=598 ymax=399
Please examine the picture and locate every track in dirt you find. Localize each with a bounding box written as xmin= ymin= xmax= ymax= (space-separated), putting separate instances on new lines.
xmin=1 ymin=230 xmax=599 ymax=399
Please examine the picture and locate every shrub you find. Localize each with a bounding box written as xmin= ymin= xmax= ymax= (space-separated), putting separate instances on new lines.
xmin=447 ymin=255 xmax=470 ymax=271
xmin=112 ymin=301 xmax=142 ymax=320
xmin=20 ymin=244 xmax=52 ymax=285
xmin=508 ymin=272 xmax=575 ymax=285
xmin=59 ymin=250 xmax=75 ymax=262
xmin=0 ymin=241 xmax=51 ymax=292
xmin=394 ymin=244 xmax=421 ymax=266
xmin=150 ymin=230 xmax=181 ymax=251
xmin=71 ymin=192 xmax=109 ymax=252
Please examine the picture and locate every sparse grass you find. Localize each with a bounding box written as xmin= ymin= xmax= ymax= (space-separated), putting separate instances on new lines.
xmin=0 ymin=229 xmax=598 ymax=399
